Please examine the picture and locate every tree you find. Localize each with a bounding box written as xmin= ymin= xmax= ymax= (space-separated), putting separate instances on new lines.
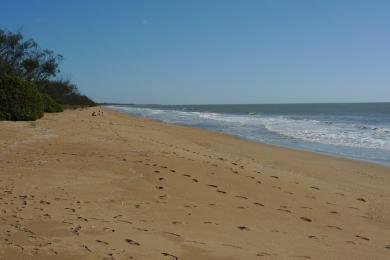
xmin=0 ymin=28 xmax=95 ymax=121
xmin=0 ymin=29 xmax=62 ymax=81
xmin=38 ymin=80 xmax=96 ymax=107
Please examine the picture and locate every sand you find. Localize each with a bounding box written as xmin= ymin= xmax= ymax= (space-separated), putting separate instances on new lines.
xmin=0 ymin=107 xmax=389 ymax=260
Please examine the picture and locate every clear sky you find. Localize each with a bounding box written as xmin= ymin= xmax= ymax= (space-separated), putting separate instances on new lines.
xmin=2 ymin=0 xmax=390 ymax=104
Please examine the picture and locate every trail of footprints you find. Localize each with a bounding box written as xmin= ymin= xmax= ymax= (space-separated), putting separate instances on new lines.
xmin=1 ymin=142 xmax=386 ymax=259
xmin=134 ymin=153 xmax=385 ymax=258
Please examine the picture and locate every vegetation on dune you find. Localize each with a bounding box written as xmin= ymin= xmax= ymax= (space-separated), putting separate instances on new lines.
xmin=40 ymin=92 xmax=63 ymax=113
xmin=39 ymin=80 xmax=95 ymax=107
xmin=0 ymin=28 xmax=95 ymax=121
xmin=0 ymin=75 xmax=44 ymax=121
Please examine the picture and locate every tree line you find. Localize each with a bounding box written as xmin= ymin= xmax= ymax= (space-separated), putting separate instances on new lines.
xmin=0 ymin=28 xmax=95 ymax=121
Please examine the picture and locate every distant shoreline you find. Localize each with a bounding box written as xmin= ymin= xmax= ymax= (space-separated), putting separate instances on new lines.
xmin=106 ymin=103 xmax=390 ymax=166
xmin=108 ymin=106 xmax=389 ymax=167
xmin=99 ymin=101 xmax=390 ymax=106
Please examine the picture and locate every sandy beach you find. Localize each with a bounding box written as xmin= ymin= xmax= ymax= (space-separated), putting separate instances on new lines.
xmin=0 ymin=107 xmax=389 ymax=260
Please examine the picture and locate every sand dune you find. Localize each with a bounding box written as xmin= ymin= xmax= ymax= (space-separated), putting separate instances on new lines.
xmin=0 ymin=108 xmax=389 ymax=259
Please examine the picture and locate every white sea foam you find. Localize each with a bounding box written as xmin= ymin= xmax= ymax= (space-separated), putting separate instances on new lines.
xmin=261 ymin=117 xmax=390 ymax=150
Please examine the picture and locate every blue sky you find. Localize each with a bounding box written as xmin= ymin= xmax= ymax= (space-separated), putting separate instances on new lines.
xmin=2 ymin=0 xmax=390 ymax=104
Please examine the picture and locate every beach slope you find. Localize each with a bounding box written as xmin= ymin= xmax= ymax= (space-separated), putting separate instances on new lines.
xmin=0 ymin=108 xmax=389 ymax=259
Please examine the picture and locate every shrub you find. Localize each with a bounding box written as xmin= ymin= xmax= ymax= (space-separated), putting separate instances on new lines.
xmin=38 ymin=80 xmax=96 ymax=107
xmin=0 ymin=110 xmax=5 ymax=120
xmin=0 ymin=75 xmax=44 ymax=121
xmin=41 ymin=93 xmax=63 ymax=113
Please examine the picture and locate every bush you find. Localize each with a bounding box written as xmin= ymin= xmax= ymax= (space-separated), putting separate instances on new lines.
xmin=41 ymin=93 xmax=63 ymax=113
xmin=0 ymin=75 xmax=44 ymax=121
xmin=38 ymin=80 xmax=96 ymax=107
xmin=0 ymin=110 xmax=6 ymax=120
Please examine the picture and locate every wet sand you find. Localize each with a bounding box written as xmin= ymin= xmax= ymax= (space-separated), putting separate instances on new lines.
xmin=0 ymin=107 xmax=389 ymax=259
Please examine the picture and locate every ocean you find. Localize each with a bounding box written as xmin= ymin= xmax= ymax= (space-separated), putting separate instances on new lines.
xmin=107 ymin=103 xmax=390 ymax=166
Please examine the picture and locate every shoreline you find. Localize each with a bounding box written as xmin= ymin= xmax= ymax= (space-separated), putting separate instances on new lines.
xmin=105 ymin=103 xmax=390 ymax=167
xmin=109 ymin=106 xmax=390 ymax=168
xmin=1 ymin=107 xmax=389 ymax=259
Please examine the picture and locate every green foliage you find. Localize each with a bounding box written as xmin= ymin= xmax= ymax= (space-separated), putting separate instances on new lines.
xmin=39 ymin=80 xmax=96 ymax=107
xmin=0 ymin=110 xmax=6 ymax=120
xmin=0 ymin=29 xmax=62 ymax=81
xmin=0 ymin=75 xmax=44 ymax=121
xmin=41 ymin=93 xmax=63 ymax=113
xmin=0 ymin=28 xmax=95 ymax=121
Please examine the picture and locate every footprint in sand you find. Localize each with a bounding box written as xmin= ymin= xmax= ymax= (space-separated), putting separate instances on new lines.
xmin=135 ymin=227 xmax=148 ymax=232
xmin=72 ymin=225 xmax=81 ymax=236
xmin=125 ymin=239 xmax=140 ymax=246
xmin=348 ymin=206 xmax=360 ymax=211
xmin=161 ymin=252 xmax=178 ymax=260
xmin=256 ymin=252 xmax=272 ymax=257
xmin=103 ymin=227 xmax=115 ymax=233
xmin=80 ymin=244 xmax=92 ymax=252
xmin=277 ymin=208 xmax=292 ymax=213
xmin=96 ymin=240 xmax=109 ymax=245
xmin=237 ymin=226 xmax=250 ymax=231
xmin=204 ymin=221 xmax=219 ymax=225
xmin=327 ymin=225 xmax=343 ymax=231
xmin=355 ymin=235 xmax=369 ymax=241
xmin=300 ymin=217 xmax=312 ymax=222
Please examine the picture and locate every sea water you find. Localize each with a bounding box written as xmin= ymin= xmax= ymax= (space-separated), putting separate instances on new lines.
xmin=107 ymin=103 xmax=390 ymax=166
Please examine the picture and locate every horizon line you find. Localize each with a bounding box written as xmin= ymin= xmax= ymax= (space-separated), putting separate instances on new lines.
xmin=99 ymin=101 xmax=390 ymax=106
